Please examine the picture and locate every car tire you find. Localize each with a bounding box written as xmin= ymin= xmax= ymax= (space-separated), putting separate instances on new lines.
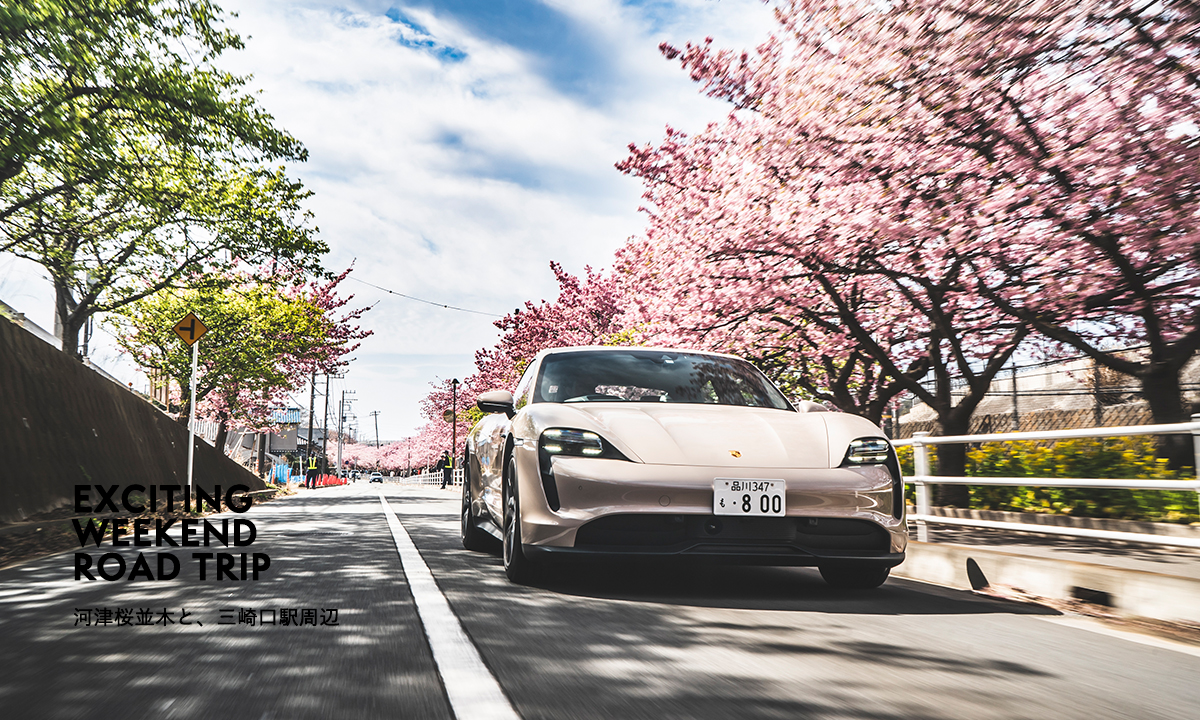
xmin=461 ymin=456 xmax=493 ymax=552
xmin=819 ymin=564 xmax=890 ymax=589
xmin=503 ymin=454 xmax=539 ymax=584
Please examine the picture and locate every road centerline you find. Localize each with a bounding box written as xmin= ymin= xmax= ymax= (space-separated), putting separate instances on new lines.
xmin=378 ymin=491 xmax=521 ymax=720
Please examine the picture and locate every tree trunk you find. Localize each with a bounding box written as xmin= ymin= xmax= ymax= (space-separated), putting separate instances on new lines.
xmin=862 ymin=397 xmax=888 ymax=427
xmin=934 ymin=414 xmax=971 ymax=507
xmin=176 ymin=399 xmax=191 ymax=426
xmin=256 ymin=432 xmax=266 ymax=477
xmin=213 ymin=412 xmax=229 ymax=453
xmin=54 ymin=280 xmax=85 ymax=357
xmin=1141 ymin=363 xmax=1192 ymax=469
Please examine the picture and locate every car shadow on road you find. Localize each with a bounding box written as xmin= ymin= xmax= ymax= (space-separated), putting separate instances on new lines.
xmin=527 ymin=559 xmax=1060 ymax=615
xmin=398 ymin=506 xmax=1058 ymax=617
xmin=403 ymin=512 xmax=1068 ymax=720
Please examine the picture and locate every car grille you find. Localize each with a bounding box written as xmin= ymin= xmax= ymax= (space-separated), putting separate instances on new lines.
xmin=573 ymin=514 xmax=890 ymax=552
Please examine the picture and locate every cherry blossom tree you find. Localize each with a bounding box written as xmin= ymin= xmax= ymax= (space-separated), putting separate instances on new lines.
xmin=761 ymin=0 xmax=1200 ymax=464
xmin=617 ymin=7 xmax=1039 ymax=498
xmin=613 ymin=238 xmax=927 ymax=423
xmin=401 ymin=262 xmax=638 ymax=466
xmin=390 ymin=420 xmax=457 ymax=471
xmin=345 ymin=434 xmax=443 ymax=475
xmin=614 ymin=0 xmax=1200 ymax=485
xmin=471 ymin=261 xmax=633 ymax=395
xmin=110 ymin=265 xmax=370 ymax=449
xmin=340 ymin=441 xmax=384 ymax=472
xmin=890 ymin=0 xmax=1200 ymax=463
xmin=435 ymin=261 xmax=633 ymax=438
xmin=380 ymin=437 xmax=425 ymax=474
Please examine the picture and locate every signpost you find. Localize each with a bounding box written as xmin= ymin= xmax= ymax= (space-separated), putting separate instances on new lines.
xmin=173 ymin=312 xmax=208 ymax=487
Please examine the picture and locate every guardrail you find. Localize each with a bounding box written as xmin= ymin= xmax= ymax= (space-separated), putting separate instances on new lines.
xmin=390 ymin=468 xmax=464 ymax=488
xmin=892 ymin=414 xmax=1200 ymax=548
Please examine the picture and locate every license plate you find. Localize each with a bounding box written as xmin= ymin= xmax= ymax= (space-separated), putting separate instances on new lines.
xmin=713 ymin=479 xmax=786 ymax=516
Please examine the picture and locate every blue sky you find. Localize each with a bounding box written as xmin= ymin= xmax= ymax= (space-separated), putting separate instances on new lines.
xmin=0 ymin=0 xmax=777 ymax=441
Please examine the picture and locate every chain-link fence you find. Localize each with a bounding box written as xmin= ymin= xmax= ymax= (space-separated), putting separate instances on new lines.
xmin=898 ymin=404 xmax=1154 ymax=439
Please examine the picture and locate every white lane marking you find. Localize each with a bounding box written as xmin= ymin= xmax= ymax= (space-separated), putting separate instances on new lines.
xmin=1036 ymin=616 xmax=1200 ymax=659
xmin=379 ymin=492 xmax=521 ymax=720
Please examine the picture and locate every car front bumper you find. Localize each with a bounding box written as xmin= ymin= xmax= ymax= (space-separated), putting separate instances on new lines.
xmin=513 ymin=449 xmax=907 ymax=562
xmin=525 ymin=512 xmax=905 ymax=567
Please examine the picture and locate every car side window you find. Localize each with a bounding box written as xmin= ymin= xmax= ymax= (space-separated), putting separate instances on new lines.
xmin=513 ymin=358 xmax=538 ymax=410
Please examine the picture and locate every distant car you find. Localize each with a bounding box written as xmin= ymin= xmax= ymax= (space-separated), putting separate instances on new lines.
xmin=369 ymin=472 xmax=384 ymax=483
xmin=462 ymin=346 xmax=906 ymax=588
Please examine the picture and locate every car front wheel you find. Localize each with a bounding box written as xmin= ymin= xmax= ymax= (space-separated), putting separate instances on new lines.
xmin=502 ymin=454 xmax=539 ymax=584
xmin=461 ymin=454 xmax=493 ymax=552
xmin=819 ymin=564 xmax=890 ymax=589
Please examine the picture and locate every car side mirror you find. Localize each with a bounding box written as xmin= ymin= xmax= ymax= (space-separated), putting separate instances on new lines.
xmin=796 ymin=400 xmax=829 ymax=413
xmin=477 ymin=389 xmax=515 ymax=418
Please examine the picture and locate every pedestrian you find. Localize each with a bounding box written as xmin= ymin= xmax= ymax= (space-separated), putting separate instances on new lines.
xmin=305 ymin=455 xmax=319 ymax=490
xmin=438 ymin=450 xmax=453 ymax=489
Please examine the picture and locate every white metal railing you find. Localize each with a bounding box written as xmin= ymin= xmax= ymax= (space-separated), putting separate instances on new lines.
xmin=892 ymin=414 xmax=1200 ymax=547
xmin=390 ymin=467 xmax=464 ymax=487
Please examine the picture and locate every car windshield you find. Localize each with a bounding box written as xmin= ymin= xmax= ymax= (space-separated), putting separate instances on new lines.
xmin=532 ymin=350 xmax=794 ymax=410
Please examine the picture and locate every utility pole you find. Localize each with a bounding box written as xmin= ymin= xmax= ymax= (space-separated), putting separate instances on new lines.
xmin=369 ymin=410 xmax=381 ymax=448
xmin=338 ymin=390 xmax=356 ymax=478
xmin=336 ymin=392 xmax=344 ymax=478
xmin=321 ymin=374 xmax=331 ymax=476
xmin=306 ymin=370 xmax=317 ymax=475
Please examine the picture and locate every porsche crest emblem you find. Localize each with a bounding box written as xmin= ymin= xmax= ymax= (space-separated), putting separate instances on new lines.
xmin=729 ymin=450 xmax=742 ymax=458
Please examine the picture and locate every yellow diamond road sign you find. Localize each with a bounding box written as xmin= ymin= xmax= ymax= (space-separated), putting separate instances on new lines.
xmin=173 ymin=312 xmax=208 ymax=346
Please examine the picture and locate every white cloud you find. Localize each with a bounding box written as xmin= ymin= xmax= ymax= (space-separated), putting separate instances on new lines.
xmin=1 ymin=0 xmax=778 ymax=439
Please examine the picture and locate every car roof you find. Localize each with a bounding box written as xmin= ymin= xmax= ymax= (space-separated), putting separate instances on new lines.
xmin=533 ymin=345 xmax=742 ymax=362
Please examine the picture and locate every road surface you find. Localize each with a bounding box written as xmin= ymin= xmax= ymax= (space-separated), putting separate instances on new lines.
xmin=1 ymin=483 xmax=1196 ymax=719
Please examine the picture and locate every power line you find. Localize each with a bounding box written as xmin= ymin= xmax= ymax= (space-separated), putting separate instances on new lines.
xmin=347 ymin=277 xmax=503 ymax=318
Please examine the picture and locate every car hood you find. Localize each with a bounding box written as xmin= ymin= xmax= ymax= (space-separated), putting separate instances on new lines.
xmin=551 ymin=403 xmax=836 ymax=468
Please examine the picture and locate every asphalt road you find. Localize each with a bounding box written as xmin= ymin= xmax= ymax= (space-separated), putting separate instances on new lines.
xmin=1 ymin=483 xmax=1197 ymax=720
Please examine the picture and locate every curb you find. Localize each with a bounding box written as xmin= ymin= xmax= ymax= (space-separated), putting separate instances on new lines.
xmin=895 ymin=541 xmax=1200 ymax=624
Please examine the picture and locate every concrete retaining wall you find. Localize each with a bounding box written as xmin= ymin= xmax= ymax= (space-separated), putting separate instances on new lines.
xmin=0 ymin=317 xmax=265 ymax=526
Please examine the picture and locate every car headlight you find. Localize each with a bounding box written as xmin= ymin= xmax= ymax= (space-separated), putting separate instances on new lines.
xmin=841 ymin=437 xmax=904 ymax=519
xmin=842 ymin=437 xmax=891 ymax=465
xmin=542 ymin=428 xmax=604 ymax=456
xmin=537 ymin=428 xmax=629 ymax=512
xmin=539 ymin=428 xmax=629 ymax=461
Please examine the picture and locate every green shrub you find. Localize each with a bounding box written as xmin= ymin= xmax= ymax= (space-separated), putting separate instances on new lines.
xmin=896 ymin=436 xmax=1197 ymax=523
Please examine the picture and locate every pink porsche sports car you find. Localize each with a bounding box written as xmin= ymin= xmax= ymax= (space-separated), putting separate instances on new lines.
xmin=461 ymin=347 xmax=906 ymax=588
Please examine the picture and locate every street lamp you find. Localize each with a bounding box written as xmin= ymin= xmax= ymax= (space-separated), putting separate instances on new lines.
xmin=451 ymin=378 xmax=460 ymax=474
